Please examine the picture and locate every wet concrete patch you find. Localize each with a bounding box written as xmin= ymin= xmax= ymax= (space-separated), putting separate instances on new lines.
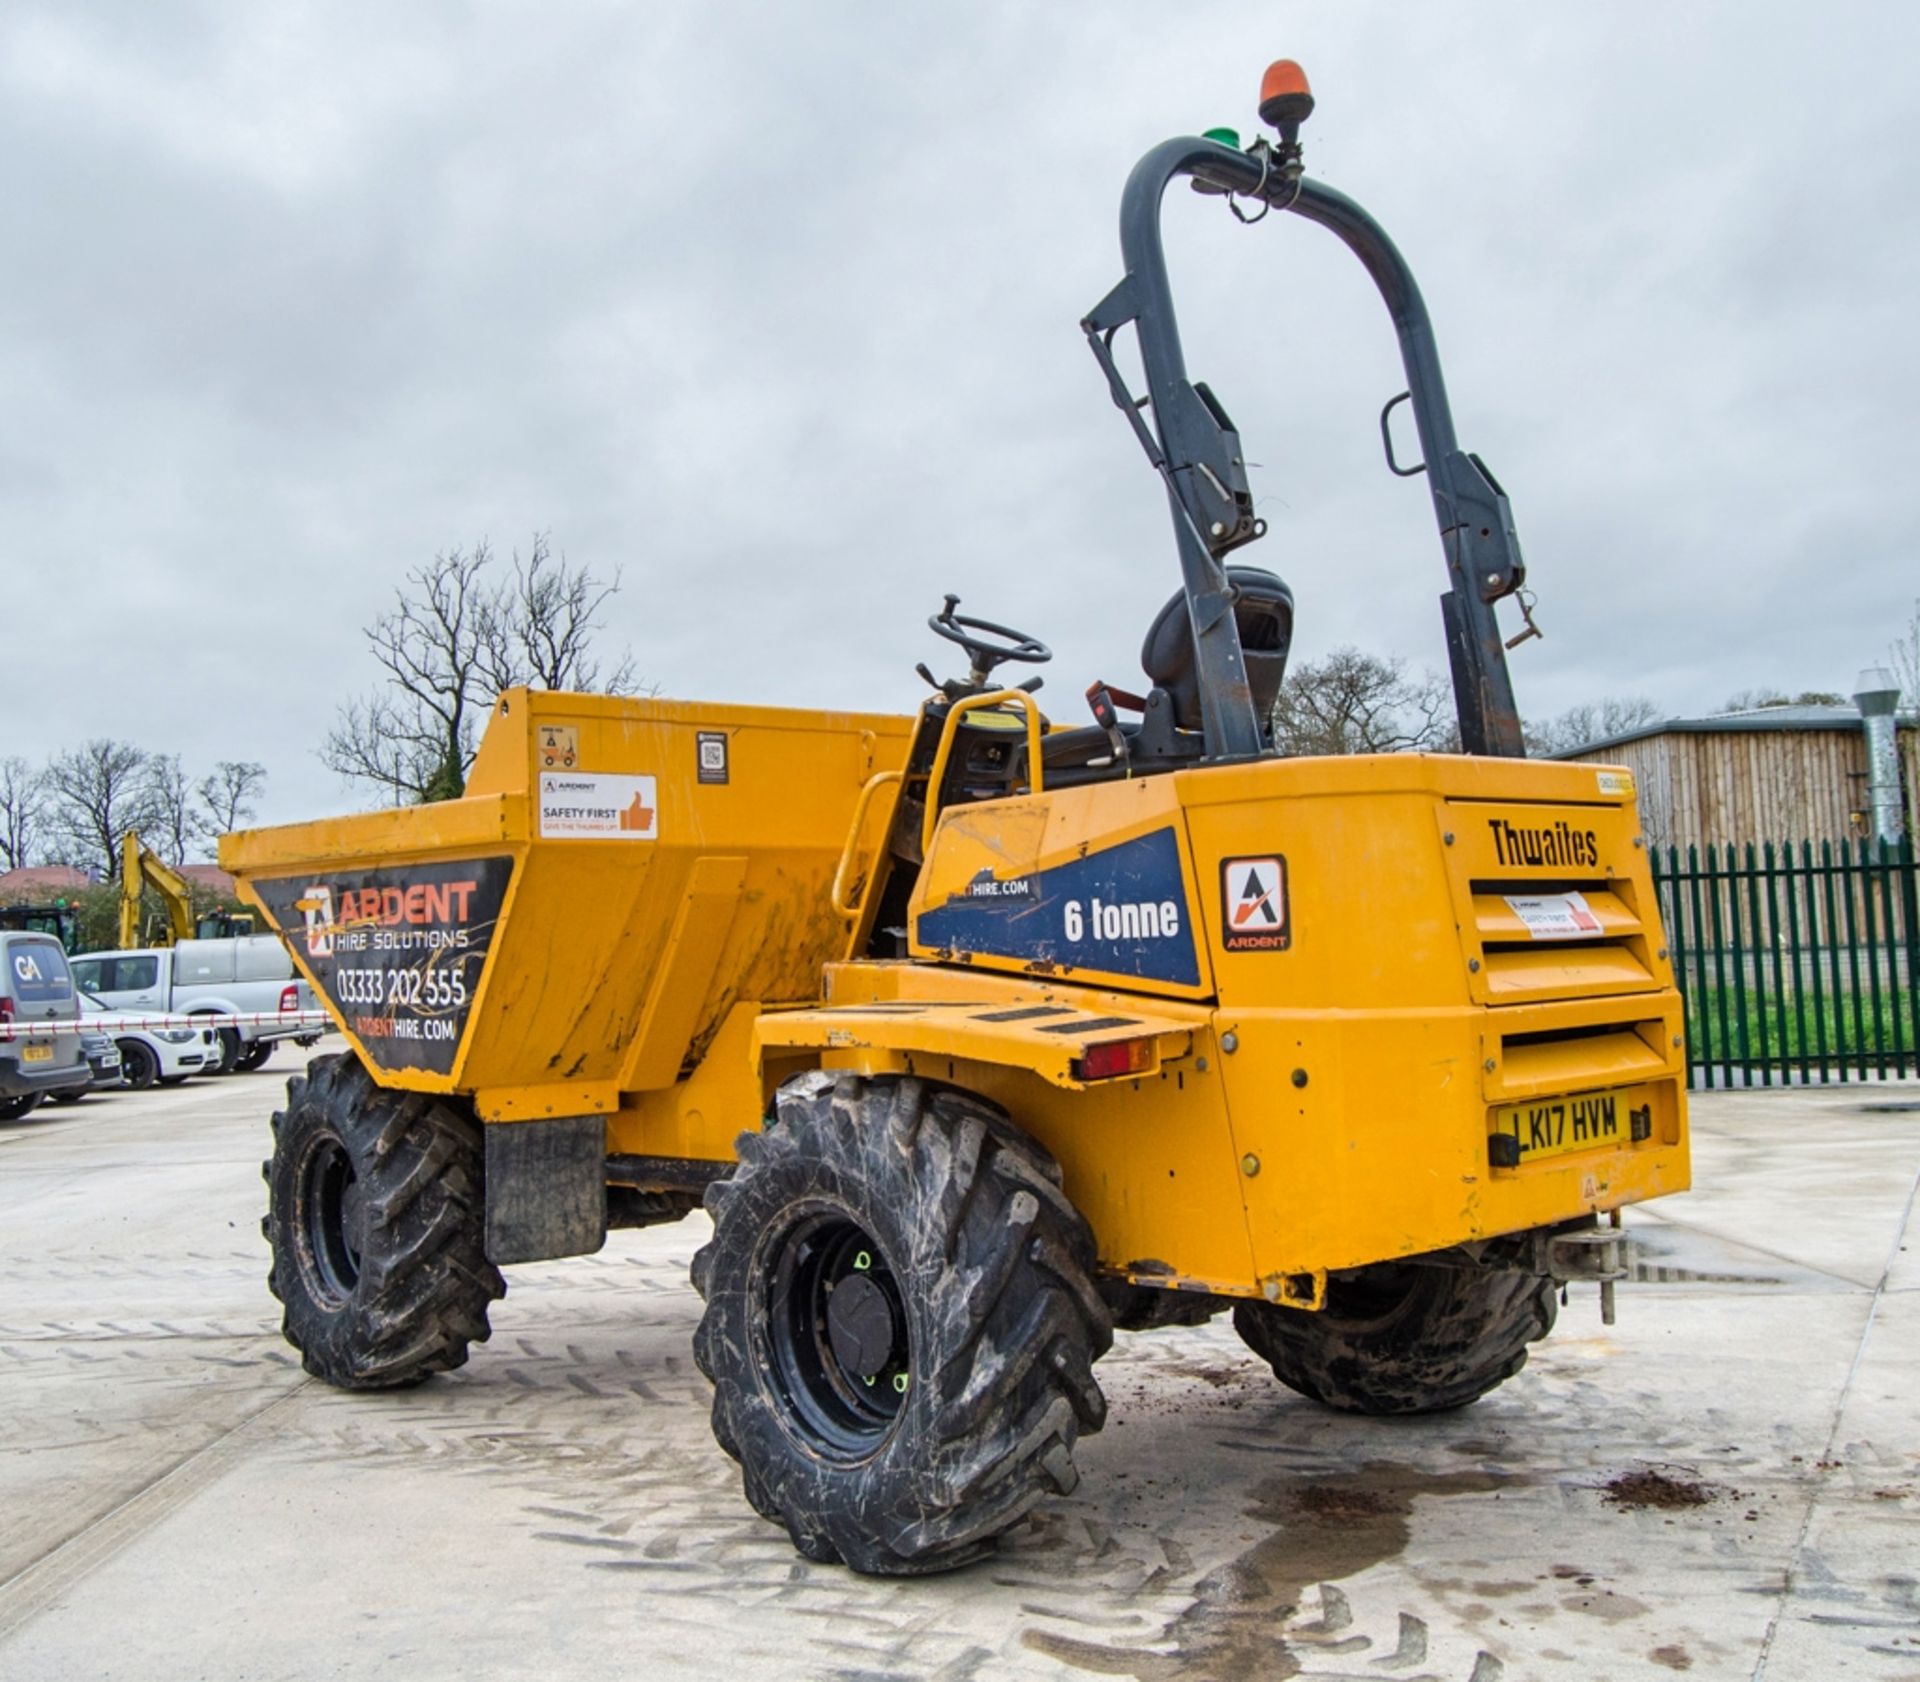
xmin=1023 ymin=1465 xmax=1516 ymax=1681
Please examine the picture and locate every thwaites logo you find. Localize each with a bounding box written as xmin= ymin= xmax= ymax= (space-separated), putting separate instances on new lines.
xmin=1220 ymin=856 xmax=1290 ymax=952
xmin=1487 ymin=816 xmax=1599 ymax=870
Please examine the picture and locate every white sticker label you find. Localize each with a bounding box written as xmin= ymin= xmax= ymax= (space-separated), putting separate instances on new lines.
xmin=1503 ymin=890 xmax=1603 ymax=940
xmin=1596 ymin=770 xmax=1633 ymax=796
xmin=539 ymin=773 xmax=657 ymax=840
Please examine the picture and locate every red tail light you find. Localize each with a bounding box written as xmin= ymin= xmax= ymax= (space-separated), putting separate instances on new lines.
xmin=0 ymin=997 xmax=13 ymax=1024
xmin=1072 ymin=1037 xmax=1156 ymax=1082
xmin=279 ymin=985 xmax=298 ymax=1012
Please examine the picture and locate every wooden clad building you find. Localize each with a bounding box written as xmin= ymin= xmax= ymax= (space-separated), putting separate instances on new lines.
xmin=1553 ymin=705 xmax=1920 ymax=849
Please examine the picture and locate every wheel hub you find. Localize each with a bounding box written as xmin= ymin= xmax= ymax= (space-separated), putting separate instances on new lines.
xmin=826 ymin=1272 xmax=893 ymax=1381
xmin=765 ymin=1213 xmax=910 ymax=1458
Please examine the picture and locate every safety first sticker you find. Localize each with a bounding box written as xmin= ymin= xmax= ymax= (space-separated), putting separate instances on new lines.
xmin=1220 ymin=855 xmax=1290 ymax=952
xmin=538 ymin=772 xmax=657 ymax=839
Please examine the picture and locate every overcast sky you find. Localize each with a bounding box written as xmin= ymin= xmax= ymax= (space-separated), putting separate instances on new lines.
xmin=4 ymin=3 xmax=1917 ymax=832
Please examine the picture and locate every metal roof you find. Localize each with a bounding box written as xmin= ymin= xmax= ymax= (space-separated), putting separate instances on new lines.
xmin=1553 ymin=704 xmax=1919 ymax=760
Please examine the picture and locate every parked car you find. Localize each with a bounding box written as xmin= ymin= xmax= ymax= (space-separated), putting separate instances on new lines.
xmin=0 ymin=931 xmax=93 ymax=1120
xmin=76 ymin=988 xmax=216 ymax=1089
xmin=69 ymin=938 xmax=319 ymax=1075
xmin=48 ymin=1024 xmax=125 ymax=1102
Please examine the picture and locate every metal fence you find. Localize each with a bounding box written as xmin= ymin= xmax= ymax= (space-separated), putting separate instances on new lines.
xmin=1650 ymin=836 xmax=1919 ymax=1088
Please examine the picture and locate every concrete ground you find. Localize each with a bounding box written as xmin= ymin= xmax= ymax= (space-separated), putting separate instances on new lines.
xmin=0 ymin=1071 xmax=1915 ymax=1682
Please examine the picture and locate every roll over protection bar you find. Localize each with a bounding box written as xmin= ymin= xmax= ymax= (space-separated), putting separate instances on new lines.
xmin=1084 ymin=134 xmax=1528 ymax=760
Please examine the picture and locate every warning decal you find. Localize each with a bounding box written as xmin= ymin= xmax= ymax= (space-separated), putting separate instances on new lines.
xmin=1502 ymin=890 xmax=1604 ymax=940
xmin=537 ymin=724 xmax=579 ymax=770
xmin=1220 ymin=855 xmax=1290 ymax=952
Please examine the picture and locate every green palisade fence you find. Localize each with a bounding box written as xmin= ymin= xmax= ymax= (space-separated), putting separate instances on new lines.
xmin=1650 ymin=836 xmax=1919 ymax=1088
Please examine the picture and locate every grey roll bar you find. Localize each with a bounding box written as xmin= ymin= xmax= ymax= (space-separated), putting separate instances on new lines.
xmin=1084 ymin=135 xmax=1527 ymax=760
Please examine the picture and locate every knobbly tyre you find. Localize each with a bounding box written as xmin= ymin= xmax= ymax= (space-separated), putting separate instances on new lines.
xmin=223 ymin=60 xmax=1690 ymax=1576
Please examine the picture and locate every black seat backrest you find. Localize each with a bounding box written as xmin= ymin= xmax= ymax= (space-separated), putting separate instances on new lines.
xmin=1139 ymin=567 xmax=1294 ymax=733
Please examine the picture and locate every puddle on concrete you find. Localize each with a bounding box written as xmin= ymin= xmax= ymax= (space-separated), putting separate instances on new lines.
xmin=1624 ymin=1221 xmax=1846 ymax=1291
xmin=1022 ymin=1464 xmax=1515 ymax=1681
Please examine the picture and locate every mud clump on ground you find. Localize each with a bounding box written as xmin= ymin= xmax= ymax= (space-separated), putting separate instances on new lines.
xmin=1294 ymin=1485 xmax=1398 ymax=1521
xmin=1603 ymin=1468 xmax=1715 ymax=1510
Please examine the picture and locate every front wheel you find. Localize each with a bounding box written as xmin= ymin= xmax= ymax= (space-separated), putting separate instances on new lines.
xmin=119 ymin=1039 xmax=161 ymax=1090
xmin=264 ymin=1053 xmax=505 ymax=1388
xmin=693 ymin=1073 xmax=1111 ymax=1576
xmin=1234 ymin=1259 xmax=1558 ymax=1416
xmin=211 ymin=1027 xmax=243 ymax=1075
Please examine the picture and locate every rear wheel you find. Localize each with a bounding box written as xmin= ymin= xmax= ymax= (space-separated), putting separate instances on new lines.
xmin=1234 ymin=1259 xmax=1557 ymax=1415
xmin=119 ymin=1040 xmax=161 ymax=1090
xmin=0 ymin=1092 xmax=44 ymax=1122
xmin=264 ymin=1053 xmax=505 ymax=1389
xmin=237 ymin=1041 xmax=274 ymax=1073
xmin=693 ymin=1072 xmax=1111 ymax=1575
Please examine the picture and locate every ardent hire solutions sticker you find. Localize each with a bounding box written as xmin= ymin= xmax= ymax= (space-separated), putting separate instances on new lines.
xmin=253 ymin=857 xmax=513 ymax=1076
xmin=538 ymin=772 xmax=657 ymax=839
xmin=1596 ymin=769 xmax=1633 ymax=796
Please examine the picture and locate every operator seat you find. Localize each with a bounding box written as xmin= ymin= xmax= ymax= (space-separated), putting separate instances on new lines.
xmin=1139 ymin=565 xmax=1294 ymax=731
xmin=1035 ymin=566 xmax=1294 ymax=784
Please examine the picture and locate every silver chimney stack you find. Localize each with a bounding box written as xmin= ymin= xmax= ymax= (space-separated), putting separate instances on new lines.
xmin=1852 ymin=666 xmax=1905 ymax=843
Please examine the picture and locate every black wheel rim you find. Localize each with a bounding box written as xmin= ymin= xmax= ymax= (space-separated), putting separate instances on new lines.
xmin=124 ymin=1043 xmax=156 ymax=1088
xmin=764 ymin=1211 xmax=911 ymax=1460
xmin=298 ymin=1134 xmax=365 ymax=1308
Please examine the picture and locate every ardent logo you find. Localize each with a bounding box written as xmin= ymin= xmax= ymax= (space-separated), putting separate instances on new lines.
xmin=1220 ymin=856 xmax=1290 ymax=952
xmin=296 ymin=885 xmax=335 ymax=958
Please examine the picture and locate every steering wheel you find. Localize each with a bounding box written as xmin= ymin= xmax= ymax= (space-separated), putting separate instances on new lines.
xmin=928 ymin=594 xmax=1052 ymax=687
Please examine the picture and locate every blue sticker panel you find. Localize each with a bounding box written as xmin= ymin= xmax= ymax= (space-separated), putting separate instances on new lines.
xmin=916 ymin=826 xmax=1200 ymax=987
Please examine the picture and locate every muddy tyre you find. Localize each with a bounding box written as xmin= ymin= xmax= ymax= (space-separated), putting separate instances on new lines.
xmin=692 ymin=1072 xmax=1111 ymax=1575
xmin=264 ymin=1052 xmax=504 ymax=1389
xmin=1233 ymin=1260 xmax=1557 ymax=1415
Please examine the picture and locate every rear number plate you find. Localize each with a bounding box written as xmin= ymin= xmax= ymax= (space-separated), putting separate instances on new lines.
xmin=1491 ymin=1086 xmax=1651 ymax=1165
xmin=21 ymin=1043 xmax=53 ymax=1064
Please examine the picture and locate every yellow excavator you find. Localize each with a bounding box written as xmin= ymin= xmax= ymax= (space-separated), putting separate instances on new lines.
xmin=118 ymin=832 xmax=255 ymax=949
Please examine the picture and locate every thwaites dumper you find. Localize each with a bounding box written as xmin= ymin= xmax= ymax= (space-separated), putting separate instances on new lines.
xmin=225 ymin=61 xmax=1690 ymax=1576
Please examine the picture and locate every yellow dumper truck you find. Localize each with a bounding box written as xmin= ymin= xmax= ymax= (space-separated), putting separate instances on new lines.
xmin=223 ymin=60 xmax=1689 ymax=1575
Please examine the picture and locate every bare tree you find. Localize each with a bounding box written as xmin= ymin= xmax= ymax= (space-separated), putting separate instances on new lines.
xmin=0 ymin=757 xmax=47 ymax=870
xmin=479 ymin=533 xmax=638 ymax=696
xmin=144 ymin=754 xmax=199 ymax=863
xmin=43 ymin=740 xmax=156 ymax=880
xmin=323 ymin=536 xmax=638 ymax=803
xmin=1526 ymin=696 xmax=1661 ymax=757
xmin=1270 ymin=647 xmax=1452 ymax=757
xmin=323 ymin=545 xmax=494 ymax=803
xmin=198 ymin=761 xmax=268 ymax=837
xmin=1890 ymin=598 xmax=1920 ymax=709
